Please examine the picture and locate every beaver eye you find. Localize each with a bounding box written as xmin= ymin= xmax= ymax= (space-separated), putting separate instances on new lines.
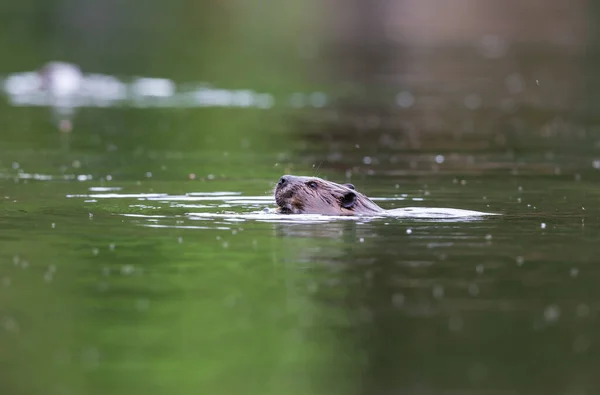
xmin=307 ymin=181 xmax=318 ymax=189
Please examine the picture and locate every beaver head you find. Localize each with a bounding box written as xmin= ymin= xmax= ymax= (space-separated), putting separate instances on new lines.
xmin=274 ymin=175 xmax=384 ymax=216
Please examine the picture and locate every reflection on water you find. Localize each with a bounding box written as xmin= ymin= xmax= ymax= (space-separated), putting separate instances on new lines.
xmin=2 ymin=61 xmax=331 ymax=133
xmin=4 ymin=62 xmax=277 ymax=110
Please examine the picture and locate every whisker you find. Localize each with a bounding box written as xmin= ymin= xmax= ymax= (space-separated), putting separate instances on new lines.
xmin=312 ymin=161 xmax=323 ymax=178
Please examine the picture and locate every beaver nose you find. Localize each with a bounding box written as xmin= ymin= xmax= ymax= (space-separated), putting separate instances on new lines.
xmin=278 ymin=176 xmax=288 ymax=187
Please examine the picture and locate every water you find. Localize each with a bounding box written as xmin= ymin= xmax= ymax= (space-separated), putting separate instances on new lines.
xmin=3 ymin=148 xmax=600 ymax=395
xmin=3 ymin=2 xmax=600 ymax=394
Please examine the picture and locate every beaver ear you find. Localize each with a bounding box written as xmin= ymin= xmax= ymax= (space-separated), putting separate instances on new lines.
xmin=343 ymin=183 xmax=355 ymax=190
xmin=341 ymin=191 xmax=356 ymax=209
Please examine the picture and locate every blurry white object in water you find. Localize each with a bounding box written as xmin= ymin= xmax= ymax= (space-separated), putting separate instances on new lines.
xmin=3 ymin=63 xmax=276 ymax=115
xmin=39 ymin=61 xmax=84 ymax=132
xmin=383 ymin=207 xmax=497 ymax=218
xmin=132 ymin=78 xmax=175 ymax=98
xmin=39 ymin=62 xmax=83 ymax=98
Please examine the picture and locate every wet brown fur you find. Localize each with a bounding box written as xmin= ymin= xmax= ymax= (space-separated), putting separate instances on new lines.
xmin=274 ymin=175 xmax=384 ymax=216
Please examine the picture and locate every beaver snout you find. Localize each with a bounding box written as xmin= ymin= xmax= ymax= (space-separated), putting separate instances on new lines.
xmin=277 ymin=175 xmax=298 ymax=188
xmin=274 ymin=175 xmax=297 ymax=213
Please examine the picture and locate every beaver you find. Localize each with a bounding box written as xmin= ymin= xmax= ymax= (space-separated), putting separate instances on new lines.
xmin=274 ymin=175 xmax=495 ymax=218
xmin=274 ymin=174 xmax=382 ymax=215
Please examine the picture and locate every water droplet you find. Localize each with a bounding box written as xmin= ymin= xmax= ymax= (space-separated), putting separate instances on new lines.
xmin=505 ymin=73 xmax=524 ymax=94
xmin=541 ymin=223 xmax=547 ymax=229
xmin=449 ymin=315 xmax=463 ymax=331
xmin=121 ymin=265 xmax=135 ymax=276
xmin=464 ymin=94 xmax=482 ymax=110
xmin=309 ymin=92 xmax=327 ymax=108
xmin=72 ymin=160 xmax=81 ymax=168
xmin=177 ymin=237 xmax=183 ymax=244
xmin=106 ymin=175 xmax=113 ymax=181
xmin=554 ymin=167 xmax=561 ymax=175
xmin=145 ymin=172 xmax=152 ymax=178
xmin=222 ymin=241 xmax=229 ymax=248
xmin=92 ymin=248 xmax=99 ymax=256
xmin=577 ymin=304 xmax=590 ymax=317
xmin=135 ymin=298 xmax=150 ymax=312
xmin=43 ymin=271 xmax=53 ymax=283
xmin=435 ymin=155 xmax=445 ymax=164
xmin=3 ymin=316 xmax=19 ymax=333
xmin=432 ymin=285 xmax=445 ymax=299
xmin=468 ymin=283 xmax=479 ymax=296
xmin=359 ymin=237 xmax=364 ymax=243
xmin=362 ymin=156 xmax=372 ymax=165
xmin=51 ymin=223 xmax=56 ymax=229
xmin=406 ymin=229 xmax=412 ymax=235
xmin=396 ymin=91 xmax=415 ymax=108
xmin=392 ymin=293 xmax=405 ymax=307
xmin=109 ymin=243 xmax=115 ymax=251
xmin=11 ymin=162 xmax=20 ymax=169
xmin=543 ymin=305 xmax=561 ymax=323
xmin=484 ymin=234 xmax=492 ymax=241
xmin=207 ymin=174 xmax=215 ymax=180
xmin=516 ymin=256 xmax=525 ymax=266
